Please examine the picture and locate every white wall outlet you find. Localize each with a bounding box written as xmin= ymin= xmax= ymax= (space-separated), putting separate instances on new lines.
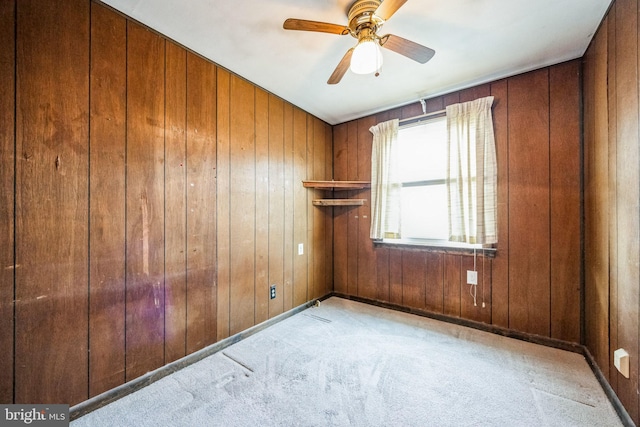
xmin=467 ymin=270 xmax=478 ymax=285
xmin=614 ymin=348 xmax=630 ymax=378
xmin=298 ymin=243 xmax=304 ymax=255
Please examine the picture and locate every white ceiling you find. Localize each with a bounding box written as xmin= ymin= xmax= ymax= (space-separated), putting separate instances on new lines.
xmin=101 ymin=0 xmax=611 ymax=125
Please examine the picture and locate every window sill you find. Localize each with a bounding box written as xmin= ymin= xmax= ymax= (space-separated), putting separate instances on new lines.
xmin=373 ymin=238 xmax=497 ymax=258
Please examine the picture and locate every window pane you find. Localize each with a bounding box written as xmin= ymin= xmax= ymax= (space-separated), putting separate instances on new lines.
xmin=400 ymin=184 xmax=448 ymax=240
xmin=397 ymin=117 xmax=447 ymax=182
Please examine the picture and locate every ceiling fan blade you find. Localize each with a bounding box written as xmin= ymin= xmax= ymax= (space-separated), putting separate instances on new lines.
xmin=283 ymin=18 xmax=349 ymax=35
xmin=328 ymin=48 xmax=355 ymax=85
xmin=374 ymin=0 xmax=408 ymax=21
xmin=381 ymin=34 xmax=435 ymax=64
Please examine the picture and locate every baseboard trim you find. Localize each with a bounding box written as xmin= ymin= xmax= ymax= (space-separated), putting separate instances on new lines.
xmin=70 ymin=297 xmax=326 ymax=420
xmin=582 ymin=347 xmax=636 ymax=427
xmin=331 ymin=293 xmax=583 ymax=353
xmin=331 ymin=292 xmax=635 ymax=427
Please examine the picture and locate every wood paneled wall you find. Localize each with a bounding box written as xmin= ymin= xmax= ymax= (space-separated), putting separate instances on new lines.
xmin=333 ymin=61 xmax=581 ymax=343
xmin=0 ymin=0 xmax=598 ymax=413
xmin=0 ymin=0 xmax=332 ymax=405
xmin=584 ymin=0 xmax=640 ymax=423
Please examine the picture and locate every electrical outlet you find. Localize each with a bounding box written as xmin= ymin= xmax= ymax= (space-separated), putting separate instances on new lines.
xmin=269 ymin=284 xmax=276 ymax=300
xmin=614 ymin=348 xmax=629 ymax=378
xmin=467 ymin=270 xmax=478 ymax=285
xmin=298 ymin=243 xmax=304 ymax=255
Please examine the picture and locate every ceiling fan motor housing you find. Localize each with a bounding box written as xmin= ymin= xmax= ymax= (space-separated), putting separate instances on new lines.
xmin=348 ymin=0 xmax=384 ymax=36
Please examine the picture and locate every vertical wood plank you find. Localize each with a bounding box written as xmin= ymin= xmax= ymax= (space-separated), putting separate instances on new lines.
xmin=164 ymin=41 xmax=187 ymax=364
xmin=268 ymin=95 xmax=285 ymax=317
xmin=584 ymin=30 xmax=596 ymax=356
xmin=0 ymin=0 xmax=15 ymax=404
xmin=443 ymin=255 xmax=461 ymax=317
xmin=229 ymin=76 xmax=255 ymax=335
xmin=402 ymin=251 xmax=426 ymax=309
xmin=425 ymin=253 xmax=444 ymax=313
xmin=312 ymin=118 xmax=327 ymax=300
xmin=615 ymin=0 xmax=639 ymax=418
xmin=584 ymin=16 xmax=611 ymax=378
xmin=460 ymin=255 xmax=475 ymax=318
xmin=376 ymin=248 xmax=390 ymax=302
xmin=292 ymin=108 xmax=308 ymax=307
xmin=549 ymin=60 xmax=581 ymax=343
xmin=460 ymin=254 xmax=487 ymax=322
xmin=324 ymin=122 xmax=334 ymax=296
xmin=305 ymin=116 xmax=316 ymax=301
xmin=490 ymin=79 xmax=509 ymax=328
xmin=389 ymin=249 xmax=403 ymax=305
xmin=607 ymin=4 xmax=619 ymax=389
xmin=346 ymin=122 xmax=359 ymax=296
xmin=333 ymin=123 xmax=348 ymax=294
xmin=481 ymin=257 xmax=493 ymax=323
xmin=583 ymin=15 xmax=613 ymax=381
xmin=357 ymin=116 xmax=373 ymax=180
xmin=357 ymin=116 xmax=377 ymax=299
xmin=255 ymin=88 xmax=270 ymax=324
xmin=15 ymin=0 xmax=89 ymax=404
xmin=283 ymin=103 xmax=294 ymax=311
xmin=333 ymin=202 xmax=349 ymax=295
xmin=216 ymin=69 xmax=231 ymax=340
xmin=507 ymin=69 xmax=551 ymax=337
xmin=125 ymin=23 xmax=165 ymax=381
xmin=89 ymin=3 xmax=127 ymax=397
xmin=185 ymin=52 xmax=217 ymax=352
xmin=334 ymin=122 xmax=348 ymax=179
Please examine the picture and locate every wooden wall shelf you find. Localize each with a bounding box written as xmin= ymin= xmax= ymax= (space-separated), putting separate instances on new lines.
xmin=303 ymin=180 xmax=371 ymax=191
xmin=304 ymin=180 xmax=370 ymax=207
xmin=312 ymin=199 xmax=366 ymax=206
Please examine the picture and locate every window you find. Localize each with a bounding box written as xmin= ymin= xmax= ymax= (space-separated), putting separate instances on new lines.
xmin=370 ymin=96 xmax=497 ymax=248
xmin=396 ymin=116 xmax=449 ymax=242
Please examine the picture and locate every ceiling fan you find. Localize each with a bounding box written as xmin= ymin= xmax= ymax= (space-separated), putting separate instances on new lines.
xmin=283 ymin=0 xmax=435 ymax=84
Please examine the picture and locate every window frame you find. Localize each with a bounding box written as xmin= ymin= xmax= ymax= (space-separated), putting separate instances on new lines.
xmin=376 ymin=114 xmax=495 ymax=253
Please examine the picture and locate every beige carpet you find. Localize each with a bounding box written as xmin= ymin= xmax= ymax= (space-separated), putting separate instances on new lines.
xmin=72 ymin=297 xmax=622 ymax=426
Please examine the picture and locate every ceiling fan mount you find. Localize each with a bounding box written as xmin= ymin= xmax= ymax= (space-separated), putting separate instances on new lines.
xmin=283 ymin=0 xmax=435 ymax=84
xmin=347 ymin=0 xmax=385 ymax=37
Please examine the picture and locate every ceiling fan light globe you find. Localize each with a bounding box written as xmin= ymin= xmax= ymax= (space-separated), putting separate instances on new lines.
xmin=350 ymin=39 xmax=383 ymax=75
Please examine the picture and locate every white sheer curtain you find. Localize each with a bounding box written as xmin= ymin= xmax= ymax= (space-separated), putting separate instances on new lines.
xmin=369 ymin=119 xmax=401 ymax=240
xmin=446 ymin=96 xmax=497 ymax=244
